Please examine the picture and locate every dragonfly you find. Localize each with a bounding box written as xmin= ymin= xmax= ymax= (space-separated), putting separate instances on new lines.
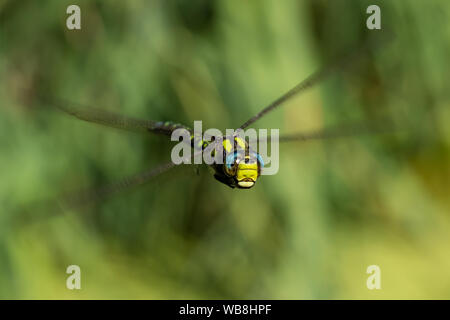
xmin=43 ymin=37 xmax=389 ymax=207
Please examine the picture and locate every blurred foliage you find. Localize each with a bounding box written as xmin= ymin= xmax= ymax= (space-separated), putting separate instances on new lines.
xmin=0 ymin=0 xmax=449 ymax=299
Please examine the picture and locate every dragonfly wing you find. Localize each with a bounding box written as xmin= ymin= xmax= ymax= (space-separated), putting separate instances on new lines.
xmin=258 ymin=119 xmax=395 ymax=143
xmin=62 ymin=161 xmax=179 ymax=209
xmin=12 ymin=161 xmax=204 ymax=227
xmin=41 ymin=96 xmax=191 ymax=136
xmin=238 ymin=35 xmax=392 ymax=130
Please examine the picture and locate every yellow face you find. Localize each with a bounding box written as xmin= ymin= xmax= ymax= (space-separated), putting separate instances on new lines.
xmin=224 ymin=153 xmax=262 ymax=189
xmin=235 ymin=160 xmax=259 ymax=188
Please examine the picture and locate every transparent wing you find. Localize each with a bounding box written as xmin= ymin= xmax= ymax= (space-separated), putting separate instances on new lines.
xmin=40 ymin=96 xmax=191 ymax=136
xmin=11 ymin=161 xmax=202 ymax=228
xmin=238 ymin=35 xmax=392 ymax=130
xmin=257 ymin=119 xmax=395 ymax=143
xmin=61 ymin=146 xmax=208 ymax=209
xmin=62 ymin=161 xmax=179 ymax=209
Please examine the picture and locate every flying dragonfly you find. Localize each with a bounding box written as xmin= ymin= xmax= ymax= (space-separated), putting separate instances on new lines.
xmin=42 ymin=36 xmax=390 ymax=207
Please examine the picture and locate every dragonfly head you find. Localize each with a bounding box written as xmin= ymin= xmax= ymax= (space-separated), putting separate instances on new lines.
xmin=225 ymin=151 xmax=264 ymax=189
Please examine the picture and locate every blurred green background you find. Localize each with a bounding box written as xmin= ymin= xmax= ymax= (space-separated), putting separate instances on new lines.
xmin=0 ymin=0 xmax=449 ymax=299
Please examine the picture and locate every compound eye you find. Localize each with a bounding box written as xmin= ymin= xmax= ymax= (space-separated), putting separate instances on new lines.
xmin=253 ymin=153 xmax=264 ymax=168
xmin=249 ymin=152 xmax=264 ymax=167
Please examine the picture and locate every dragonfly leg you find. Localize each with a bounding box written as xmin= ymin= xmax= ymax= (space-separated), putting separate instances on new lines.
xmin=213 ymin=173 xmax=235 ymax=189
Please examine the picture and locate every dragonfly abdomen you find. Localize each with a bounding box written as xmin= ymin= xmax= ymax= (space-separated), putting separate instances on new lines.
xmin=153 ymin=121 xmax=192 ymax=136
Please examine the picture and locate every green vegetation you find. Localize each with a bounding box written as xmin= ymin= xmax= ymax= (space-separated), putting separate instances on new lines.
xmin=0 ymin=0 xmax=449 ymax=299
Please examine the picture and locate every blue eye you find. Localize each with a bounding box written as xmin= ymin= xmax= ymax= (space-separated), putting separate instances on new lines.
xmin=255 ymin=153 xmax=264 ymax=167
